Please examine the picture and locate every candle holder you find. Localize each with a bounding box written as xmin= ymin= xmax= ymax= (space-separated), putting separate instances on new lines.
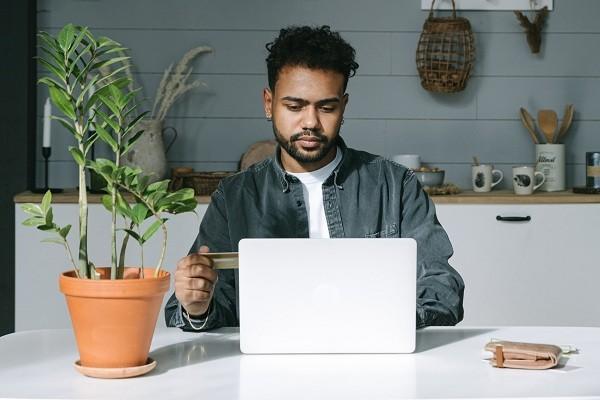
xmin=32 ymin=147 xmax=64 ymax=194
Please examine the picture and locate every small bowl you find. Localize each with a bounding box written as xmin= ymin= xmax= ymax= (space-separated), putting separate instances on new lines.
xmin=414 ymin=170 xmax=445 ymax=187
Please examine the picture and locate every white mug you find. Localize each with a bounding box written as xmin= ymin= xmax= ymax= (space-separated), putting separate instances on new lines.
xmin=512 ymin=166 xmax=545 ymax=195
xmin=390 ymin=154 xmax=421 ymax=170
xmin=472 ymin=164 xmax=503 ymax=192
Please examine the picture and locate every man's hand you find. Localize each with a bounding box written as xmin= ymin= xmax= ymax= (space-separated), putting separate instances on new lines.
xmin=174 ymin=245 xmax=218 ymax=317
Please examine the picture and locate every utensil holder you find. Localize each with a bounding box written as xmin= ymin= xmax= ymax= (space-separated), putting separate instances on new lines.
xmin=535 ymin=144 xmax=565 ymax=191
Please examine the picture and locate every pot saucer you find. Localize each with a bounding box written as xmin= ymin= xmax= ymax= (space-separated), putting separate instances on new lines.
xmin=74 ymin=357 xmax=156 ymax=378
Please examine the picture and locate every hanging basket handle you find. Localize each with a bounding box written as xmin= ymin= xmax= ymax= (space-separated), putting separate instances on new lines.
xmin=429 ymin=0 xmax=457 ymax=19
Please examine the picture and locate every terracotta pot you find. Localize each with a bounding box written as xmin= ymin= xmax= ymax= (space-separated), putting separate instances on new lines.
xmin=59 ymin=267 xmax=170 ymax=368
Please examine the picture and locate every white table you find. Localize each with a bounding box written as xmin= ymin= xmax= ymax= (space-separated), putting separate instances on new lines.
xmin=0 ymin=327 xmax=599 ymax=399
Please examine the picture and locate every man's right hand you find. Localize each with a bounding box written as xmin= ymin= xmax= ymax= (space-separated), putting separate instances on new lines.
xmin=174 ymin=245 xmax=218 ymax=318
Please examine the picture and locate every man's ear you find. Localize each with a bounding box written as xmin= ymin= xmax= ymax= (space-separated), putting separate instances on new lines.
xmin=263 ymin=88 xmax=273 ymax=117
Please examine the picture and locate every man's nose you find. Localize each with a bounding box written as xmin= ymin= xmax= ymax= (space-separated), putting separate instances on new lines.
xmin=301 ymin=107 xmax=321 ymax=131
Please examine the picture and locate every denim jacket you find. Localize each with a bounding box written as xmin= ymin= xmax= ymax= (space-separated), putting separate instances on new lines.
xmin=165 ymin=138 xmax=465 ymax=331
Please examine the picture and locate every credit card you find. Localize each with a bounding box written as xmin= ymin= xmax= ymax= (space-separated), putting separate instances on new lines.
xmin=204 ymin=252 xmax=239 ymax=269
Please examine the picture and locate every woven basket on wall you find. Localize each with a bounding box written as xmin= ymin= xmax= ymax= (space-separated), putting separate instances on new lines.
xmin=416 ymin=0 xmax=475 ymax=93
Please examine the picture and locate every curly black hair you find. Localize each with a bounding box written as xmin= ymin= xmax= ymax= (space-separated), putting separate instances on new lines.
xmin=265 ymin=25 xmax=359 ymax=91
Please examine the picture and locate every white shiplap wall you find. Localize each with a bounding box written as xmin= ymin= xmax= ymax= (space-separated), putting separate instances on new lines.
xmin=36 ymin=0 xmax=600 ymax=189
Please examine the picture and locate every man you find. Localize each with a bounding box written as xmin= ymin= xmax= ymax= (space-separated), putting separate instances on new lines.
xmin=165 ymin=25 xmax=464 ymax=331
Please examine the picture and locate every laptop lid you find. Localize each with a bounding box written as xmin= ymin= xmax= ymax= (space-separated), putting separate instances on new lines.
xmin=239 ymin=238 xmax=416 ymax=354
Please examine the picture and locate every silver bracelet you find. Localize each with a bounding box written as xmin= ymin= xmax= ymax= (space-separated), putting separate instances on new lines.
xmin=183 ymin=303 xmax=211 ymax=331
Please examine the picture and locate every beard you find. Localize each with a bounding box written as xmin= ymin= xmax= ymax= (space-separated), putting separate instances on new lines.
xmin=272 ymin=125 xmax=338 ymax=164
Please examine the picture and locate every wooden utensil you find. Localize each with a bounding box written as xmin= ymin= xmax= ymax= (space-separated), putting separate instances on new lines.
xmin=538 ymin=109 xmax=558 ymax=144
xmin=519 ymin=107 xmax=539 ymax=144
xmin=557 ymin=104 xmax=575 ymax=143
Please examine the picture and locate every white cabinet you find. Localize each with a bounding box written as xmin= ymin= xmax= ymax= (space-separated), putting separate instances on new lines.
xmin=435 ymin=203 xmax=600 ymax=327
xmin=15 ymin=197 xmax=600 ymax=330
xmin=14 ymin=203 xmax=208 ymax=331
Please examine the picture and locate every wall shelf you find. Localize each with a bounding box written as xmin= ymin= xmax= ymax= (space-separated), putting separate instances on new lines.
xmin=421 ymin=0 xmax=553 ymax=11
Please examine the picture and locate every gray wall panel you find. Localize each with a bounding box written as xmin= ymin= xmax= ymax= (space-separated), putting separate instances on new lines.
xmin=477 ymin=77 xmax=600 ymax=120
xmin=39 ymin=0 xmax=600 ymax=33
xmin=35 ymin=0 xmax=600 ymax=191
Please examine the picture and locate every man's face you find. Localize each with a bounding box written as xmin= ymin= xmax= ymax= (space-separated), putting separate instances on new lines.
xmin=263 ymin=66 xmax=348 ymax=173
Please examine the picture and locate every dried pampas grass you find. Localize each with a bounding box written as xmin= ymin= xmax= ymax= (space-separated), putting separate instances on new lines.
xmin=152 ymin=46 xmax=212 ymax=121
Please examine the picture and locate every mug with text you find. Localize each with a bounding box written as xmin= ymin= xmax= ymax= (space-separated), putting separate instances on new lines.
xmin=472 ymin=164 xmax=503 ymax=192
xmin=512 ymin=166 xmax=545 ymax=195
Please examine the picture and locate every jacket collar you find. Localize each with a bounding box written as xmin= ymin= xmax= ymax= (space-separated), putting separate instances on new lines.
xmin=272 ymin=136 xmax=351 ymax=192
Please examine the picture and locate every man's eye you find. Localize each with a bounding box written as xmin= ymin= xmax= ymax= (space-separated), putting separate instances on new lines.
xmin=286 ymin=104 xmax=302 ymax=111
xmin=320 ymin=106 xmax=335 ymax=113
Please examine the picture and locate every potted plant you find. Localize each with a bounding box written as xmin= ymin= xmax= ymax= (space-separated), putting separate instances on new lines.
xmin=20 ymin=24 xmax=197 ymax=377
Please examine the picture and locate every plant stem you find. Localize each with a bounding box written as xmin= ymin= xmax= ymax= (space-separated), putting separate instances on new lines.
xmin=116 ymin=184 xmax=167 ymax=278
xmin=77 ymin=145 xmax=89 ymax=278
xmin=118 ymin=220 xmax=133 ymax=279
xmin=140 ymin=226 xmax=145 ymax=279
xmin=155 ymin=223 xmax=167 ymax=278
xmin=63 ymin=239 xmax=79 ymax=278
xmin=110 ymin=185 xmax=117 ymax=279
xmin=110 ymin=115 xmax=124 ymax=279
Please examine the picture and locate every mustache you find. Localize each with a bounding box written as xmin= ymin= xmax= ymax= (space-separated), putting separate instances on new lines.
xmin=290 ymin=130 xmax=326 ymax=142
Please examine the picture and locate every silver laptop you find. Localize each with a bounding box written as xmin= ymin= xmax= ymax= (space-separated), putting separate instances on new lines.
xmin=238 ymin=238 xmax=416 ymax=354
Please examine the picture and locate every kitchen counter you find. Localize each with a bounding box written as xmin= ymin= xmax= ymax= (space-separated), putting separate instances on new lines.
xmin=14 ymin=190 xmax=212 ymax=204
xmin=14 ymin=189 xmax=600 ymax=205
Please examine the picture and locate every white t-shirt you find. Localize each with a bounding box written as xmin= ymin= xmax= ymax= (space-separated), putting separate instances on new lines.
xmin=287 ymin=147 xmax=343 ymax=238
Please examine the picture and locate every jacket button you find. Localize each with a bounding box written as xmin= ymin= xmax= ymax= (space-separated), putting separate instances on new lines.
xmin=296 ymin=201 xmax=303 ymax=207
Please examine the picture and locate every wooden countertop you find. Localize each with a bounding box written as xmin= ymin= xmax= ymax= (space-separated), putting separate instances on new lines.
xmin=13 ymin=190 xmax=212 ymax=204
xmin=429 ymin=189 xmax=600 ymax=204
xmin=14 ymin=189 xmax=600 ymax=205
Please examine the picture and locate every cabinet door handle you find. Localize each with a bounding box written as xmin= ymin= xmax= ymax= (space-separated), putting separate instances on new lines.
xmin=496 ymin=215 xmax=531 ymax=222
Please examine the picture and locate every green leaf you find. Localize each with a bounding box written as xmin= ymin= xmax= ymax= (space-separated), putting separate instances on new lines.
xmin=95 ymin=124 xmax=118 ymax=153
xmin=59 ymin=224 xmax=72 ymax=239
xmin=37 ymin=31 xmax=61 ymax=53
xmin=20 ymin=203 xmax=43 ymax=217
xmin=142 ymin=219 xmax=166 ymax=242
xmin=41 ymin=238 xmax=65 ymax=245
xmin=147 ymin=180 xmax=170 ymax=193
xmin=77 ymin=74 xmax=100 ymax=108
xmin=41 ymin=190 xmax=52 ymax=214
xmin=101 ymin=194 xmax=113 ymax=212
xmin=50 ymin=116 xmax=78 ymax=138
xmin=93 ymin=63 xmax=130 ymax=87
xmin=123 ymin=229 xmax=142 ymax=243
xmin=122 ymin=129 xmax=144 ymax=155
xmin=68 ymin=146 xmax=86 ymax=166
xmin=38 ymin=224 xmax=57 ymax=232
xmin=90 ymin=56 xmax=130 ymax=73
xmin=22 ymin=217 xmax=45 ymax=227
xmin=94 ymin=109 xmax=119 ymax=133
xmin=83 ymin=132 xmax=99 ymax=154
xmin=115 ymin=191 xmax=132 ymax=216
xmin=97 ymin=36 xmax=122 ymax=49
xmin=96 ymin=93 xmax=121 ymax=119
xmin=45 ymin=207 xmax=54 ymax=226
xmin=38 ymin=44 xmax=64 ymax=67
xmin=131 ymin=203 xmax=149 ymax=225
xmin=66 ymin=26 xmax=89 ymax=60
xmin=49 ymin=86 xmax=76 ymax=120
xmin=57 ymin=23 xmax=76 ymax=52
xmin=67 ymin=43 xmax=92 ymax=81
xmin=37 ymin=76 xmax=64 ymax=90
xmin=37 ymin=57 xmax=66 ymax=82
xmin=97 ymin=46 xmax=128 ymax=56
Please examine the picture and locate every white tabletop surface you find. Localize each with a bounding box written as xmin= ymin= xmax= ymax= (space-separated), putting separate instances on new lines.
xmin=0 ymin=326 xmax=599 ymax=400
